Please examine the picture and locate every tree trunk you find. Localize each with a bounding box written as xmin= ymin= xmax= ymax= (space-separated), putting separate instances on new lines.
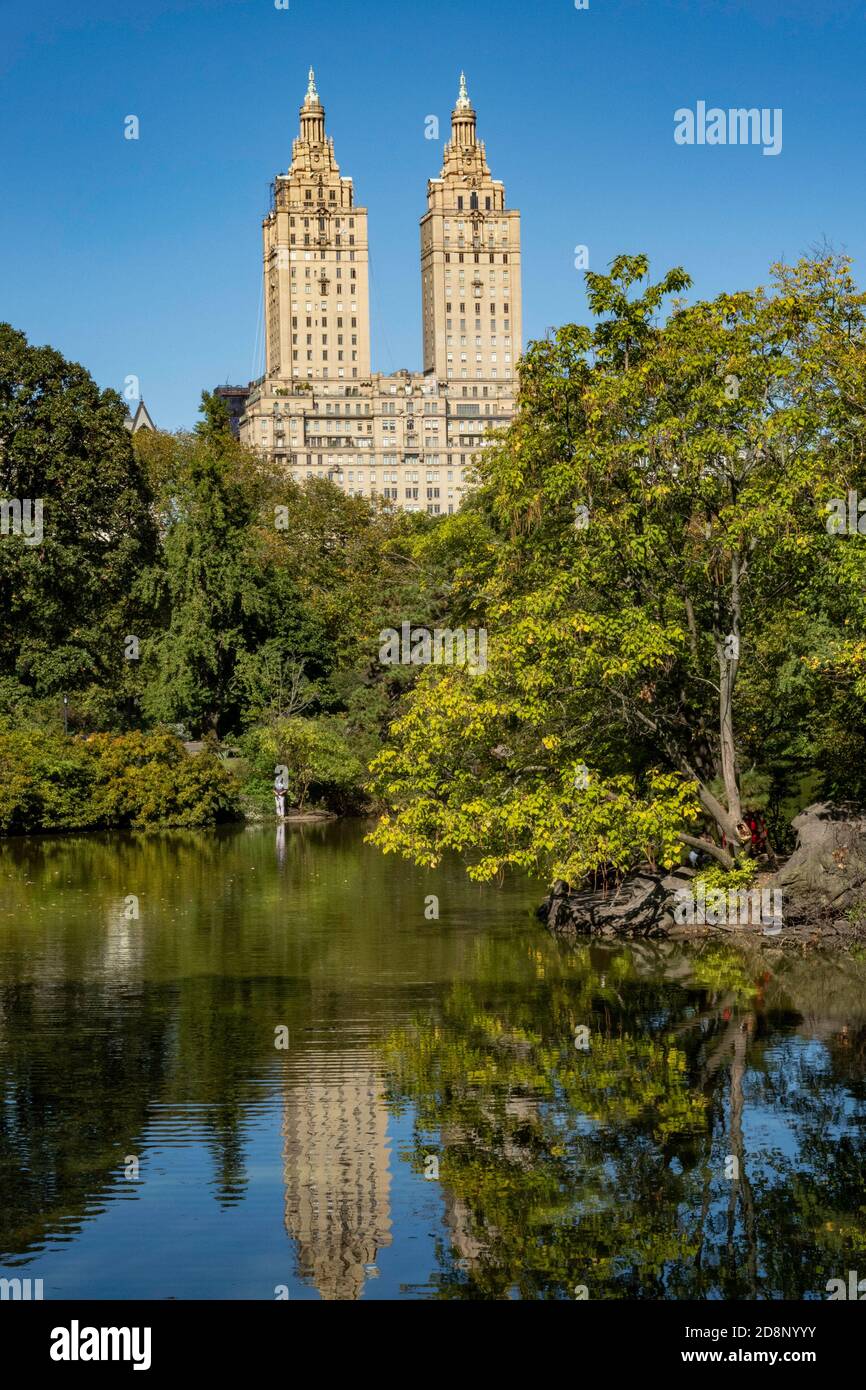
xmin=714 ymin=552 xmax=744 ymax=849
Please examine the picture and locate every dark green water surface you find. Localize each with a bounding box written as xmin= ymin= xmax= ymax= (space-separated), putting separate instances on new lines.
xmin=1 ymin=820 xmax=865 ymax=1300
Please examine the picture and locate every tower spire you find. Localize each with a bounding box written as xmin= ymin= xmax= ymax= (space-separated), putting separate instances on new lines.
xmin=450 ymin=69 xmax=476 ymax=149
xmin=299 ymin=66 xmax=325 ymax=143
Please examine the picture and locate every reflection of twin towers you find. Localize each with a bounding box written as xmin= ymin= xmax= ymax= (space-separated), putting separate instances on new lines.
xmin=281 ymin=1052 xmax=393 ymax=1300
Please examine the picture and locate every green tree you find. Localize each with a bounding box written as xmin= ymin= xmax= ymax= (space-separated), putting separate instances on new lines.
xmin=195 ymin=389 xmax=233 ymax=440
xmin=138 ymin=401 xmax=317 ymax=737
xmin=0 ymin=324 xmax=157 ymax=723
xmin=370 ymin=253 xmax=866 ymax=881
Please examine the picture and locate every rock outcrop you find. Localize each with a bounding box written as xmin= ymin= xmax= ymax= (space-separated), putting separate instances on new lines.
xmin=537 ymin=803 xmax=866 ymax=946
xmin=771 ymin=801 xmax=866 ymax=926
xmin=537 ymin=868 xmax=695 ymax=939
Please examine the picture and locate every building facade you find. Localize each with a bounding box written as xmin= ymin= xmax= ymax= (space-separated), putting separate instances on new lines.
xmin=238 ymin=69 xmax=522 ymax=514
xmin=420 ymin=72 xmax=521 ymax=381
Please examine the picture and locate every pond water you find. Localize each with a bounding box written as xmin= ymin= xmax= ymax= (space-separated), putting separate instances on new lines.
xmin=1 ymin=820 xmax=865 ymax=1300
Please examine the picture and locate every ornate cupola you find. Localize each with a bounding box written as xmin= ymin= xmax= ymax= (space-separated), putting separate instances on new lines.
xmin=299 ymin=66 xmax=326 ymax=145
xmin=450 ymin=72 xmax=477 ymax=149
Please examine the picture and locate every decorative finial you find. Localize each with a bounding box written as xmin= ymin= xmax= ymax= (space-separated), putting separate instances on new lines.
xmin=456 ymin=71 xmax=471 ymax=110
xmin=307 ymin=67 xmax=318 ymax=102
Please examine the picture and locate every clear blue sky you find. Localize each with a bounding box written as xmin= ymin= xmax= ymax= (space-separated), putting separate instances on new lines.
xmin=2 ymin=0 xmax=864 ymax=430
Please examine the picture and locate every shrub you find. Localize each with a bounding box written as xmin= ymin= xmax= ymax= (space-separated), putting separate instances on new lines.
xmin=240 ymin=717 xmax=366 ymax=813
xmin=0 ymin=725 xmax=240 ymax=834
xmin=0 ymin=724 xmax=94 ymax=833
xmin=692 ymin=861 xmax=758 ymax=894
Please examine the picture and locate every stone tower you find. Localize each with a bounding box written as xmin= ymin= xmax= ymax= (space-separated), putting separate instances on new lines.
xmin=262 ymin=68 xmax=371 ymax=383
xmin=420 ymin=74 xmax=522 ymax=382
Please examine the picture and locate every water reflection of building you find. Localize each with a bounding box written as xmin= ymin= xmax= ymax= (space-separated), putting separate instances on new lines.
xmin=282 ymin=1054 xmax=392 ymax=1299
xmin=99 ymin=898 xmax=145 ymax=984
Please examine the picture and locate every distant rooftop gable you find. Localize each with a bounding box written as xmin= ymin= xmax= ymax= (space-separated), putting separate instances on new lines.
xmin=125 ymin=399 xmax=156 ymax=433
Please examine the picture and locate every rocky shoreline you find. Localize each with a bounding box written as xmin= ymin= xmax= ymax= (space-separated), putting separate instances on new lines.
xmin=537 ymin=803 xmax=866 ymax=951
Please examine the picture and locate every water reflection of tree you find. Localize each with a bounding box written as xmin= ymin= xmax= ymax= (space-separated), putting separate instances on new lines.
xmin=381 ymin=940 xmax=866 ymax=1299
xmin=0 ymin=978 xmax=170 ymax=1258
xmin=0 ymin=828 xmax=294 ymax=1257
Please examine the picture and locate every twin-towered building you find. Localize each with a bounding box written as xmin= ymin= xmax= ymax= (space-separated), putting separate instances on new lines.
xmin=238 ymin=69 xmax=523 ymax=514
